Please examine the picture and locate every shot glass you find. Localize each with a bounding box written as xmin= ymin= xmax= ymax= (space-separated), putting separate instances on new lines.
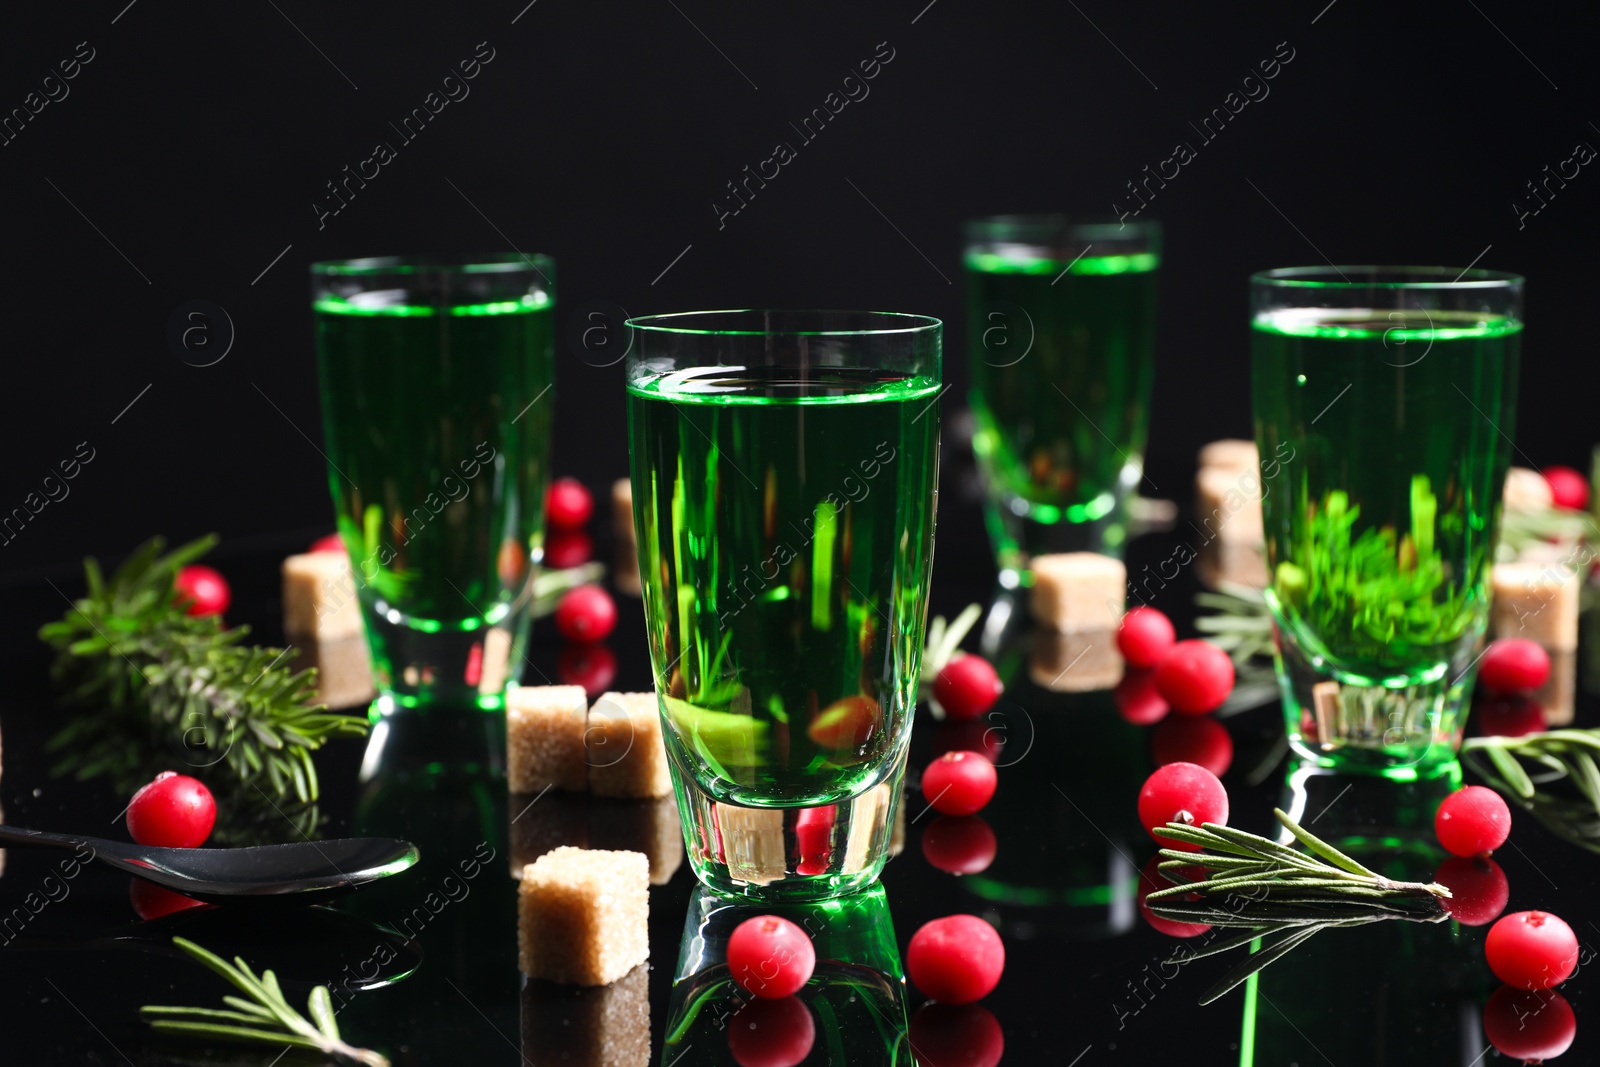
xmin=1252 ymin=266 xmax=1523 ymax=774
xmin=311 ymin=254 xmax=556 ymax=714
xmin=965 ymin=215 xmax=1160 ymax=582
xmin=625 ymin=310 xmax=941 ymax=899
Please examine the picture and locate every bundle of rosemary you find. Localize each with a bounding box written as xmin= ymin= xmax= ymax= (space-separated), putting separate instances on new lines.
xmin=41 ymin=536 xmax=369 ymax=804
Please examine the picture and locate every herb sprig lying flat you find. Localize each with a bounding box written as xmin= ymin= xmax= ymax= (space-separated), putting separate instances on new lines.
xmin=1147 ymin=808 xmax=1449 ymax=1004
xmin=41 ymin=535 xmax=369 ymax=803
xmin=1149 ymin=808 xmax=1451 ymax=904
xmin=143 ymin=937 xmax=388 ymax=1066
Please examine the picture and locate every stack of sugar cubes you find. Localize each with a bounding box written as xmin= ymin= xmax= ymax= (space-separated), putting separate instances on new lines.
xmin=507 ymin=685 xmax=674 ymax=995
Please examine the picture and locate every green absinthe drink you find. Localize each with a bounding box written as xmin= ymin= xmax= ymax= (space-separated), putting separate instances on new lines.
xmin=627 ymin=310 xmax=940 ymax=900
xmin=1251 ymin=267 xmax=1523 ymax=774
xmin=965 ymin=216 xmax=1159 ymax=581
xmin=312 ymin=255 xmax=556 ymax=714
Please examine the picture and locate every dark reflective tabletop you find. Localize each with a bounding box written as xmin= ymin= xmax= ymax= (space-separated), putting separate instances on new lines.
xmin=1 ymin=484 xmax=1595 ymax=1067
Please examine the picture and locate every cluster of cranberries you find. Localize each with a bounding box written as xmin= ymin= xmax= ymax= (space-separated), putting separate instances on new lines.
xmin=914 ymin=646 xmax=1006 ymax=878
xmin=721 ymin=909 xmax=1003 ymax=1067
xmin=1114 ymin=608 xmax=1237 ymax=778
xmin=544 ymin=479 xmax=622 ymax=696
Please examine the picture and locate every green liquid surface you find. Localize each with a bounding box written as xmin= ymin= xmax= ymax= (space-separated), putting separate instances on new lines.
xmin=1253 ymin=308 xmax=1521 ymax=682
xmin=315 ymin=294 xmax=555 ymax=700
xmin=627 ymin=367 xmax=939 ymax=806
xmin=965 ymin=251 xmax=1158 ymax=523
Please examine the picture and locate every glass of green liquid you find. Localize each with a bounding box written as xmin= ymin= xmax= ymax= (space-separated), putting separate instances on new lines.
xmin=311 ymin=254 xmax=556 ymax=715
xmin=964 ymin=215 xmax=1160 ymax=582
xmin=1252 ymin=267 xmax=1523 ymax=774
xmin=625 ymin=310 xmax=941 ymax=900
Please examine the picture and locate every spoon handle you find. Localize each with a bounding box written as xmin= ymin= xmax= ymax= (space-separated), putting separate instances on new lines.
xmin=0 ymin=824 xmax=102 ymax=853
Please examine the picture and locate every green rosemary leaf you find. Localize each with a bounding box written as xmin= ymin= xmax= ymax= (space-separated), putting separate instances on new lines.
xmin=1570 ymin=751 xmax=1600 ymax=808
xmin=145 ymin=1021 xmax=323 ymax=1049
xmin=309 ymin=986 xmax=340 ymax=1041
xmin=139 ymin=1007 xmax=278 ymax=1026
xmin=220 ymin=996 xmax=276 ymax=1019
xmin=1274 ymin=809 xmax=1383 ymax=880
xmin=1484 ymin=742 xmax=1538 ymax=798
xmin=1197 ymin=824 xmax=1332 ymax=872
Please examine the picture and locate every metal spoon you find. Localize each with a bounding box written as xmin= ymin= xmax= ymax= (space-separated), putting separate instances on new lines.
xmin=0 ymin=824 xmax=419 ymax=904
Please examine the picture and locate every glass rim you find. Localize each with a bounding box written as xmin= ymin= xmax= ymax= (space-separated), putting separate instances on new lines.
xmin=1251 ymin=265 xmax=1523 ymax=290
xmin=624 ymin=309 xmax=942 ymax=338
xmin=309 ymin=252 xmax=553 ymax=277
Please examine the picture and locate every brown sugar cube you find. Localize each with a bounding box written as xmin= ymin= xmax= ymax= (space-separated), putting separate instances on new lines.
xmin=282 ymin=552 xmax=365 ymax=640
xmin=477 ymin=626 xmax=513 ymax=697
xmin=1503 ymin=467 xmax=1554 ymax=513
xmin=521 ymin=962 xmax=650 ymax=1067
xmin=612 ymin=478 xmax=635 ymax=544
xmin=1491 ymin=561 xmax=1580 ymax=651
xmin=590 ymin=794 xmax=684 ymax=886
xmin=1536 ymin=649 xmax=1577 ymax=726
xmin=715 ymin=803 xmax=786 ymax=887
xmin=840 ymin=783 xmax=893 ymax=873
xmin=282 ymin=553 xmax=374 ymax=707
xmin=518 ymin=847 xmax=649 ymax=985
xmin=1198 ymin=439 xmax=1259 ymax=474
xmin=1028 ymin=628 xmax=1122 ymax=692
xmin=290 ymin=634 xmax=376 ymax=710
xmin=588 ymin=693 xmax=672 ymax=799
xmin=613 ymin=479 xmax=642 ymax=598
xmin=509 ymin=789 xmax=590 ymax=878
xmin=1029 ymin=553 xmax=1125 ymax=633
xmin=1311 ymin=680 xmax=1342 ymax=744
xmin=508 ymin=685 xmax=590 ymax=793
xmin=1196 ymin=539 xmax=1271 ymax=590
xmin=613 ymin=543 xmax=642 ymax=599
xmin=1195 ymin=466 xmax=1265 ymax=546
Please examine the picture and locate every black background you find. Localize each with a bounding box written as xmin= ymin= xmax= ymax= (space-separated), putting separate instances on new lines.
xmin=3 ymin=6 xmax=1600 ymax=1063
xmin=2 ymin=0 xmax=1598 ymax=581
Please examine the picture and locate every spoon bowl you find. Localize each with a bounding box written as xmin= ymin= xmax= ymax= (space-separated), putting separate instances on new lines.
xmin=0 ymin=824 xmax=419 ymax=905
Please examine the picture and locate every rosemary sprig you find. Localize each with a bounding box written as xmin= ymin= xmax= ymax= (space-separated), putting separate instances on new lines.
xmin=920 ymin=603 xmax=983 ymax=685
xmin=1497 ymin=504 xmax=1600 ymax=561
xmin=1191 ymin=583 xmax=1282 ymax=716
xmin=1148 ymin=808 xmax=1451 ymax=903
xmin=1193 ymin=582 xmax=1275 ymax=664
xmin=1463 ymin=728 xmax=1600 ymax=855
xmin=143 ymin=937 xmax=387 ymax=1066
xmin=1146 ymin=807 xmax=1448 ymax=1004
xmin=40 ymin=536 xmax=369 ymax=803
xmin=918 ymin=603 xmax=984 ymax=718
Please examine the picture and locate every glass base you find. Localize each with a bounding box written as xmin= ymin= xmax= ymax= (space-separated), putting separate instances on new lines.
xmin=984 ymin=498 xmax=1127 ymax=589
xmin=674 ymin=767 xmax=906 ymax=902
xmin=1274 ymin=627 xmax=1474 ymax=775
xmin=363 ymin=607 xmax=527 ymax=712
xmin=662 ymin=883 xmax=908 ymax=1061
xmin=358 ymin=701 xmax=509 ymax=782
